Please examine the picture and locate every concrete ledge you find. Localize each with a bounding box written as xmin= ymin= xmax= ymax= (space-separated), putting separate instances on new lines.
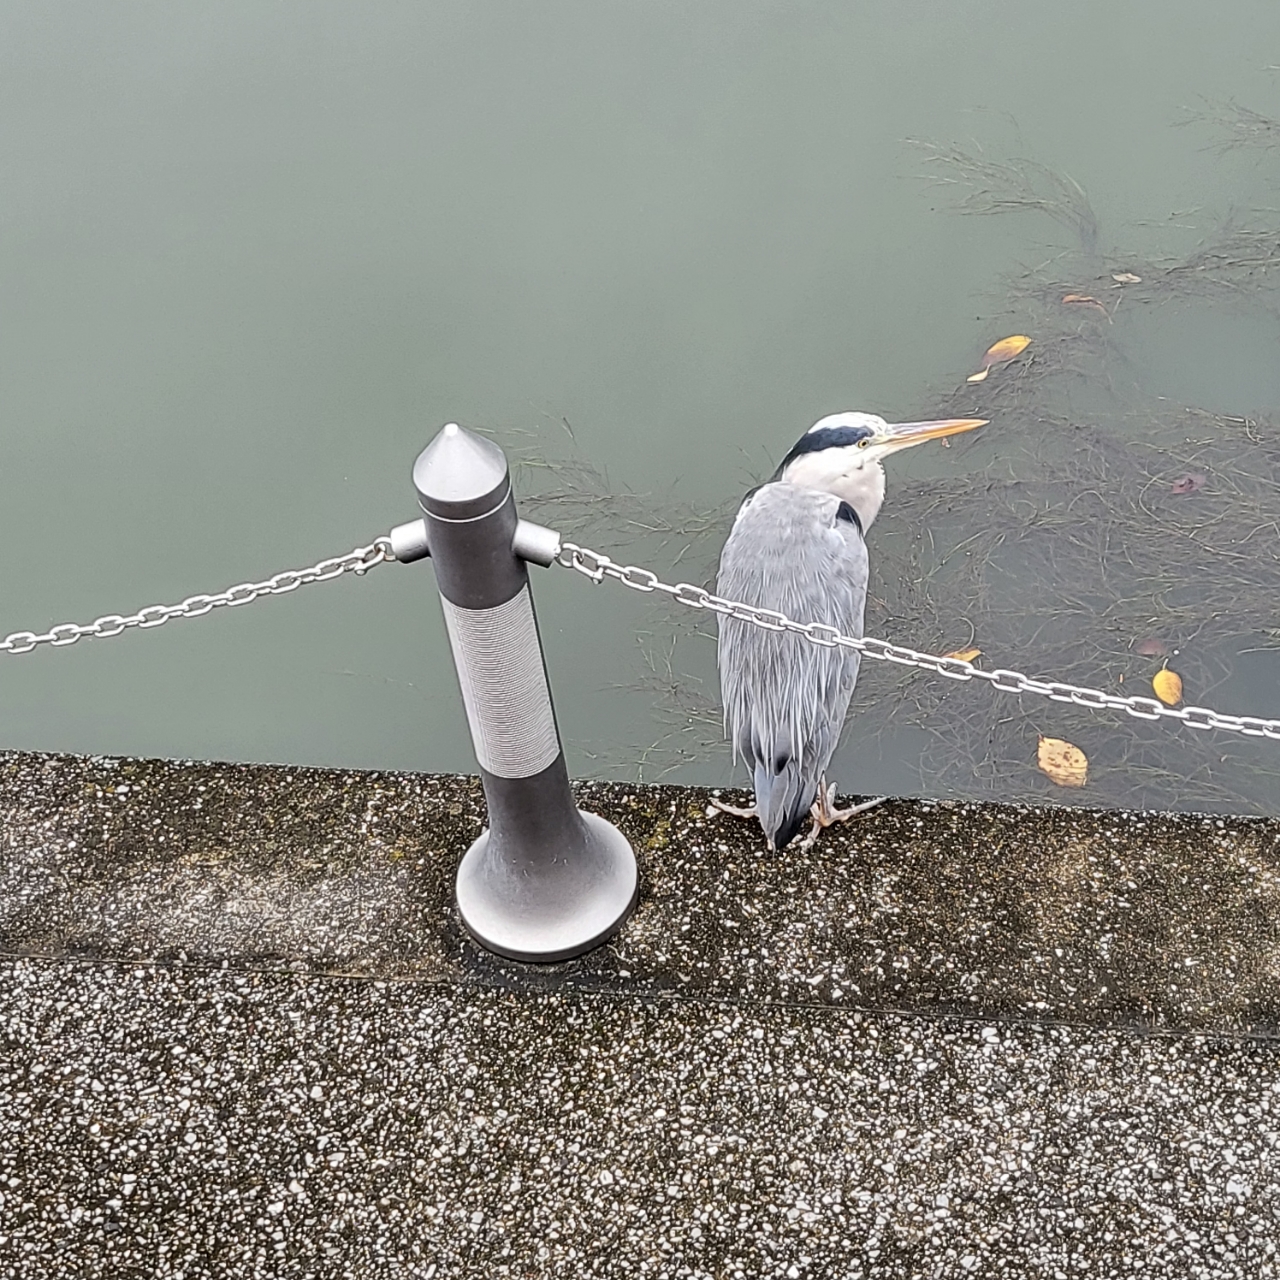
xmin=3 ymin=751 xmax=1280 ymax=1035
xmin=5 ymin=751 xmax=1280 ymax=1278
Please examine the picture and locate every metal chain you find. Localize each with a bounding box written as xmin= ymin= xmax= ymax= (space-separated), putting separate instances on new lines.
xmin=555 ymin=540 xmax=1280 ymax=742
xmin=0 ymin=537 xmax=395 ymax=656
xmin=13 ymin=522 xmax=1278 ymax=743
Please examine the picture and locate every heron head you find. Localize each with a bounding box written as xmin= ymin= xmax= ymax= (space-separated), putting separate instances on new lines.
xmin=775 ymin=410 xmax=987 ymax=529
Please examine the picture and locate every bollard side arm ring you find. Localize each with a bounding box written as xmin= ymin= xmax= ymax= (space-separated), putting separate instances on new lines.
xmin=512 ymin=519 xmax=561 ymax=568
xmin=389 ymin=518 xmax=431 ymax=564
xmin=390 ymin=515 xmax=560 ymax=569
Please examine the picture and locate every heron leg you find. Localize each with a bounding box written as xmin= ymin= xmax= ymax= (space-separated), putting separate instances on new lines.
xmin=798 ymin=780 xmax=889 ymax=849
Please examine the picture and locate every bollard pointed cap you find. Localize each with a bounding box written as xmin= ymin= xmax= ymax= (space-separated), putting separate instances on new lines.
xmin=413 ymin=423 xmax=510 ymax=520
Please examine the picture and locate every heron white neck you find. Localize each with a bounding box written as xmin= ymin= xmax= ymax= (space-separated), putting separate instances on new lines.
xmin=779 ymin=450 xmax=886 ymax=531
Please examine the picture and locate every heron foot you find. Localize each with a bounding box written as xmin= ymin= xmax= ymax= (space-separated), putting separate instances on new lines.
xmin=706 ymin=796 xmax=759 ymax=821
xmin=706 ymin=796 xmax=782 ymax=851
xmin=798 ymin=782 xmax=889 ymax=849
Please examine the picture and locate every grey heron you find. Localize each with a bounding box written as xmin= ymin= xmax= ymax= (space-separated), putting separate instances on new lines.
xmin=715 ymin=411 xmax=987 ymax=851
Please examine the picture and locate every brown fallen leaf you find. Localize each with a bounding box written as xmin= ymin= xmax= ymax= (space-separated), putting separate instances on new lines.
xmin=1112 ymin=272 xmax=1142 ymax=283
xmin=943 ymin=647 xmax=982 ymax=663
xmin=1037 ymin=735 xmax=1088 ymax=788
xmin=1170 ymin=472 xmax=1206 ymax=495
xmin=1134 ymin=637 xmax=1170 ymax=658
xmin=1153 ymin=666 xmax=1183 ymax=707
xmin=967 ymin=334 xmax=1031 ymax=382
xmin=1062 ymin=293 xmax=1110 ymax=317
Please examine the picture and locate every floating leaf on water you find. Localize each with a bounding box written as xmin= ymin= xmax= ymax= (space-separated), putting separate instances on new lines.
xmin=1170 ymin=472 xmax=1207 ymax=495
xmin=1134 ymin=637 xmax=1169 ymax=657
xmin=1037 ymin=736 xmax=1088 ymax=788
xmin=1153 ymin=667 xmax=1183 ymax=706
xmin=943 ymin=647 xmax=982 ymax=663
xmin=984 ymin=335 xmax=1031 ymax=363
xmin=967 ymin=334 xmax=1030 ymax=382
xmin=1112 ymin=272 xmax=1142 ymax=283
xmin=1062 ymin=293 xmax=1110 ymax=316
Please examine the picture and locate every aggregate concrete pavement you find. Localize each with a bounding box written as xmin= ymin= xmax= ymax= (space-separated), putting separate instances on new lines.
xmin=4 ymin=962 xmax=1279 ymax=1279
xmin=1 ymin=750 xmax=1279 ymax=1278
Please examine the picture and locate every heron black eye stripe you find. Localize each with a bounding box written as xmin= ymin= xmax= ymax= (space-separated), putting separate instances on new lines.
xmin=777 ymin=425 xmax=874 ymax=471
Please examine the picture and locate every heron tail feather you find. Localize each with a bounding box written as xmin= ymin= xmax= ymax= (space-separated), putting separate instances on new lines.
xmin=753 ymin=756 xmax=814 ymax=852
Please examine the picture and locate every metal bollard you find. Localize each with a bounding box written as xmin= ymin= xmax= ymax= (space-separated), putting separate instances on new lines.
xmin=409 ymin=423 xmax=638 ymax=962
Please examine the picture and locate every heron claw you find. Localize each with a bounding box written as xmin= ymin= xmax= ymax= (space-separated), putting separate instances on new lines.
xmin=798 ymin=781 xmax=889 ymax=849
xmin=707 ymin=797 xmax=759 ymax=821
xmin=708 ymin=796 xmax=779 ymax=851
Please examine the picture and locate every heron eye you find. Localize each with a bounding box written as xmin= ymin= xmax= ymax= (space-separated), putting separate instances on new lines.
xmin=857 ymin=438 xmax=870 ymax=448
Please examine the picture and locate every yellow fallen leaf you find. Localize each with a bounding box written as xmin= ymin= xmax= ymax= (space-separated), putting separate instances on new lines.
xmin=967 ymin=334 xmax=1030 ymax=382
xmin=984 ymin=335 xmax=1031 ymax=363
xmin=1037 ymin=735 xmax=1088 ymax=788
xmin=943 ymin=647 xmax=982 ymax=663
xmin=1112 ymin=272 xmax=1142 ymax=284
xmin=1152 ymin=667 xmax=1183 ymax=706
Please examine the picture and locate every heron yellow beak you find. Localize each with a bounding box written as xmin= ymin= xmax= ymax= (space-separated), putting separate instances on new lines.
xmin=878 ymin=418 xmax=988 ymax=450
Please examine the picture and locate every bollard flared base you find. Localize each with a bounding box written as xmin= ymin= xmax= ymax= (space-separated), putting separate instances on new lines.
xmin=456 ymin=811 xmax=639 ymax=963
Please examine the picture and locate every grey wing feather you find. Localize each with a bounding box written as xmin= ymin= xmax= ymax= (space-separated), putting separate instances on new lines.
xmin=715 ymin=483 xmax=867 ymax=848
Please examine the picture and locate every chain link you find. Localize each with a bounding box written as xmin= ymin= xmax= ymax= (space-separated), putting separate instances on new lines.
xmin=1 ymin=537 xmax=394 ymax=656
xmin=555 ymin=539 xmax=1280 ymax=742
